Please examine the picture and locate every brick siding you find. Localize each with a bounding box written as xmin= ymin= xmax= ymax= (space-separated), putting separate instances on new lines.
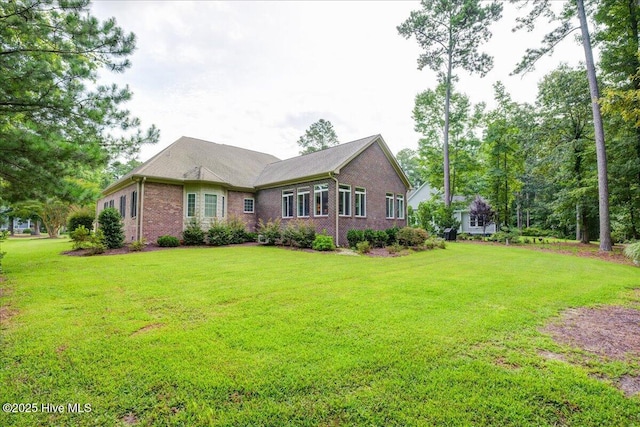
xmin=96 ymin=182 xmax=139 ymax=243
xmin=228 ymin=191 xmax=258 ymax=231
xmin=141 ymin=182 xmax=184 ymax=243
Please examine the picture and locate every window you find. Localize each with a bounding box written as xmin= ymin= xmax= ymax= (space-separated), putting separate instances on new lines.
xmin=386 ymin=193 xmax=394 ymax=219
xmin=103 ymin=202 xmax=108 ymax=209
xmin=244 ymin=198 xmax=255 ymax=213
xmin=204 ymin=194 xmax=217 ymax=218
xmin=470 ymin=214 xmax=484 ymax=227
xmin=355 ymin=187 xmax=366 ymax=217
xmin=282 ymin=190 xmax=294 ymax=218
xmin=119 ymin=195 xmax=126 ymax=218
xmin=338 ymin=185 xmax=351 ymax=216
xmin=187 ymin=193 xmax=196 ymax=217
xmin=297 ymin=188 xmax=310 ymax=217
xmin=315 ymin=184 xmax=329 ymax=216
xmin=396 ymin=195 xmax=405 ymax=219
xmin=131 ymin=191 xmax=138 ymax=218
xmin=221 ymin=196 xmax=225 ymax=217
xmin=109 ymin=200 xmax=114 ymax=209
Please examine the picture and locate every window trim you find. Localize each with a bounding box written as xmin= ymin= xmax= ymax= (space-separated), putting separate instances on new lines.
xmin=244 ymin=198 xmax=255 ymax=214
xmin=314 ymin=184 xmax=329 ymax=217
xmin=385 ymin=193 xmax=395 ymax=219
xmin=282 ymin=189 xmax=294 ymax=218
xmin=186 ymin=193 xmax=197 ymax=218
xmin=119 ymin=195 xmax=126 ymax=218
xmin=204 ymin=193 xmax=217 ymax=218
xmin=131 ymin=190 xmax=138 ymax=218
xmin=396 ymin=194 xmax=405 ymax=220
xmin=355 ymin=187 xmax=366 ymax=218
xmin=297 ymin=188 xmax=310 ymax=218
xmin=338 ymin=184 xmax=351 ymax=217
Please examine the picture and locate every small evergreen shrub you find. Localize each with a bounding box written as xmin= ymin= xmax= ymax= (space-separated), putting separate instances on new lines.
xmin=208 ymin=222 xmax=233 ymax=246
xmin=387 ymin=243 xmax=404 ymax=255
xmin=22 ymin=228 xmax=32 ymax=235
xmin=70 ymin=225 xmax=92 ymax=250
xmin=397 ymin=227 xmax=429 ymax=247
xmin=257 ymin=218 xmax=281 ymax=245
xmin=227 ymin=216 xmax=249 ymax=244
xmin=356 ymin=241 xmax=371 ymax=254
xmin=68 ymin=210 xmax=95 ymax=233
xmin=624 ymin=242 xmax=640 ymax=265
xmin=492 ymin=228 xmax=522 ymax=244
xmin=385 ymin=226 xmax=400 ymax=245
xmin=312 ymin=232 xmax=335 ymax=251
xmin=129 ymin=238 xmax=146 ymax=252
xmin=98 ymin=207 xmax=125 ymax=249
xmin=347 ymin=229 xmax=366 ymax=248
xmin=183 ymin=219 xmax=205 ymax=245
xmin=88 ymin=229 xmax=106 ymax=255
xmin=157 ymin=235 xmax=180 ymax=247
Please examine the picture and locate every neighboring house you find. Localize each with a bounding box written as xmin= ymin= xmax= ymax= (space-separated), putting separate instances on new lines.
xmin=0 ymin=217 xmax=33 ymax=234
xmin=408 ymin=182 xmax=497 ymax=235
xmin=98 ymin=134 xmax=411 ymax=246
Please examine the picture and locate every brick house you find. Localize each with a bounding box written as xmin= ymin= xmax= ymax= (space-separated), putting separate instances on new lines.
xmin=98 ymin=134 xmax=411 ymax=246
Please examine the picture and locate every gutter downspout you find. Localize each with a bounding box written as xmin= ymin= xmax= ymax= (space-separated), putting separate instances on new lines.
xmin=330 ymin=173 xmax=340 ymax=246
xmin=139 ymin=177 xmax=146 ymax=241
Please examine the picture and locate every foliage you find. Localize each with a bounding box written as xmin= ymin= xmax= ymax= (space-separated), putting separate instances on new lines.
xmin=385 ymin=226 xmax=400 ymax=246
xmin=521 ymin=227 xmax=555 ymax=238
xmin=281 ymin=220 xmax=316 ymax=248
xmin=101 ymin=159 xmax=143 ymax=189
xmin=347 ymin=229 xmax=366 ymax=248
xmin=0 ymin=230 xmax=7 ymax=273
xmin=356 ymin=241 xmax=371 ymax=254
xmin=22 ymin=229 xmax=32 ymax=235
xmin=16 ymin=199 xmax=71 ymax=238
xmin=97 ymin=207 xmax=124 ymax=249
xmin=0 ymin=0 xmax=158 ymax=203
xmin=87 ymin=229 xmax=106 ymax=255
xmin=207 ymin=222 xmax=233 ymax=246
xmin=157 ymin=235 xmax=180 ymax=247
xmin=623 ymin=242 xmax=640 ymax=263
xmin=312 ymin=232 xmax=335 ymax=251
xmin=364 ymin=229 xmax=389 ymax=248
xmin=70 ymin=225 xmax=92 ymax=250
xmin=183 ymin=219 xmax=205 ymax=246
xmin=386 ymin=243 xmax=405 ymax=255
xmin=469 ymin=195 xmax=495 ymax=234
xmin=415 ymin=199 xmax=461 ymax=236
xmin=257 ymin=218 xmax=282 ymax=245
xmin=424 ymin=237 xmax=447 ymax=250
xmin=490 ymin=228 xmax=522 ymax=245
xmin=397 ymin=227 xmax=429 ymax=248
xmin=67 ymin=209 xmax=95 ymax=233
xmin=396 ymin=148 xmax=424 ymax=188
xmin=129 ymin=238 xmax=146 ymax=252
xmin=297 ymin=119 xmax=339 ymax=155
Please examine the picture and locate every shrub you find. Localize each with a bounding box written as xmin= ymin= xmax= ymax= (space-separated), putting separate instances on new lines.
xmin=492 ymin=228 xmax=522 ymax=244
xmin=70 ymin=225 xmax=92 ymax=250
xmin=157 ymin=235 xmax=180 ymax=247
xmin=227 ymin=216 xmax=249 ymax=244
xmin=245 ymin=232 xmax=258 ymax=242
xmin=257 ymin=218 xmax=281 ymax=245
xmin=624 ymin=242 xmax=640 ymax=265
xmin=129 ymin=238 xmax=146 ymax=252
xmin=371 ymin=230 xmax=389 ymax=248
xmin=385 ymin=226 xmax=400 ymax=245
xmin=282 ymin=220 xmax=316 ymax=248
xmin=208 ymin=221 xmax=233 ymax=246
xmin=98 ymin=207 xmax=124 ymax=249
xmin=387 ymin=242 xmax=404 ymax=255
xmin=397 ymin=227 xmax=429 ymax=247
xmin=183 ymin=219 xmax=205 ymax=245
xmin=312 ymin=232 xmax=335 ymax=251
xmin=356 ymin=241 xmax=371 ymax=254
xmin=88 ymin=229 xmax=106 ymax=255
xmin=68 ymin=209 xmax=95 ymax=233
xmin=0 ymin=230 xmax=8 ymax=273
xmin=347 ymin=229 xmax=366 ymax=248
xmin=22 ymin=228 xmax=32 ymax=235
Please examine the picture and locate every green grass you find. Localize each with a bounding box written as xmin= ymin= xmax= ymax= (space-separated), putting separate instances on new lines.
xmin=1 ymin=238 xmax=639 ymax=426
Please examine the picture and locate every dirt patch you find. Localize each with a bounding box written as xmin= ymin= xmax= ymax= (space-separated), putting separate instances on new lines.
xmin=0 ymin=305 xmax=17 ymax=323
xmin=122 ymin=413 xmax=138 ymax=425
xmin=130 ymin=323 xmax=164 ymax=336
xmin=543 ymin=306 xmax=640 ymax=361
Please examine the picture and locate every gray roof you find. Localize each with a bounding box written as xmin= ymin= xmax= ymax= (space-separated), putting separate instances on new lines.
xmin=254 ymin=135 xmax=381 ymax=187
xmin=104 ymin=134 xmax=410 ymax=194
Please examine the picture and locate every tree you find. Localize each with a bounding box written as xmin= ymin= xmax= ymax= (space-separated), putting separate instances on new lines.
xmin=0 ymin=0 xmax=158 ymax=203
xmin=412 ymin=83 xmax=483 ymax=200
xmin=14 ymin=199 xmax=69 ymax=238
xmin=469 ymin=195 xmax=495 ymax=235
xmin=395 ymin=149 xmax=423 ymax=188
xmin=101 ymin=158 xmax=143 ymax=189
xmin=297 ymin=119 xmax=339 ymax=155
xmin=398 ymin=0 xmax=502 ymax=207
xmin=511 ymin=0 xmax=612 ymax=251
xmin=98 ymin=207 xmax=124 ymax=249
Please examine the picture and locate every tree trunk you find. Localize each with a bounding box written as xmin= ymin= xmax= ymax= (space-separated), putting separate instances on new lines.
xmin=443 ymin=52 xmax=453 ymax=207
xmin=576 ymin=203 xmax=581 ymax=241
xmin=577 ymin=0 xmax=612 ymax=251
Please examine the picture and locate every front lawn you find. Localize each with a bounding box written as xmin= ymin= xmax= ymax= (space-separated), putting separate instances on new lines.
xmin=1 ymin=238 xmax=639 ymax=426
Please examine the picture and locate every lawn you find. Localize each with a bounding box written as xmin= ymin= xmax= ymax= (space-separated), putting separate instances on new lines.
xmin=1 ymin=238 xmax=639 ymax=426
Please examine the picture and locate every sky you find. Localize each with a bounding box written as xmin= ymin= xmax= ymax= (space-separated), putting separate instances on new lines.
xmin=90 ymin=1 xmax=584 ymax=162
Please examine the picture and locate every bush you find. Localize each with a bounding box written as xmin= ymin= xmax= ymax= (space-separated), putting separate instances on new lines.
xmin=385 ymin=226 xmax=400 ymax=245
xmin=98 ymin=207 xmax=124 ymax=249
xmin=282 ymin=220 xmax=316 ymax=248
xmin=208 ymin=221 xmax=233 ymax=246
xmin=356 ymin=241 xmax=371 ymax=254
xmin=347 ymin=229 xmax=366 ymax=248
xmin=183 ymin=219 xmax=205 ymax=245
xmin=0 ymin=230 xmax=8 ymax=273
xmin=70 ymin=225 xmax=92 ymax=250
xmin=257 ymin=218 xmax=281 ymax=245
xmin=129 ymin=238 xmax=146 ymax=252
xmin=68 ymin=209 xmax=95 ymax=233
xmin=624 ymin=242 xmax=640 ymax=264
xmin=312 ymin=233 xmax=335 ymax=251
xmin=387 ymin=243 xmax=404 ymax=255
xmin=491 ymin=228 xmax=522 ymax=244
xmin=22 ymin=228 xmax=32 ymax=235
xmin=397 ymin=227 xmax=429 ymax=247
xmin=157 ymin=235 xmax=180 ymax=247
xmin=227 ymin=216 xmax=249 ymax=244
xmin=521 ymin=227 xmax=555 ymax=237
xmin=88 ymin=229 xmax=106 ymax=255
xmin=424 ymin=237 xmax=446 ymax=250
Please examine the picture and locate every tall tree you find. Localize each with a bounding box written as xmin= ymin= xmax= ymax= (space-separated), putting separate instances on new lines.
xmin=297 ymin=119 xmax=339 ymax=155
xmin=0 ymin=0 xmax=158 ymax=203
xmin=398 ymin=0 xmax=502 ymax=207
xmin=412 ymin=83 xmax=483 ymax=199
xmin=395 ymin=148 xmax=423 ymax=188
xmin=511 ymin=0 xmax=612 ymax=251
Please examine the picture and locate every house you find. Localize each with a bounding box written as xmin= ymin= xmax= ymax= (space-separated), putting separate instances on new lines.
xmin=408 ymin=182 xmax=497 ymax=235
xmin=97 ymin=135 xmax=411 ymax=246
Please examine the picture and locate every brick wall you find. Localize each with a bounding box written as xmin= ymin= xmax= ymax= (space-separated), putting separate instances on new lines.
xmin=228 ymin=191 xmax=258 ymax=231
xmin=97 ymin=182 xmax=139 ymax=243
xmin=255 ymin=142 xmax=408 ymax=246
xmin=141 ymin=182 xmax=184 ymax=243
